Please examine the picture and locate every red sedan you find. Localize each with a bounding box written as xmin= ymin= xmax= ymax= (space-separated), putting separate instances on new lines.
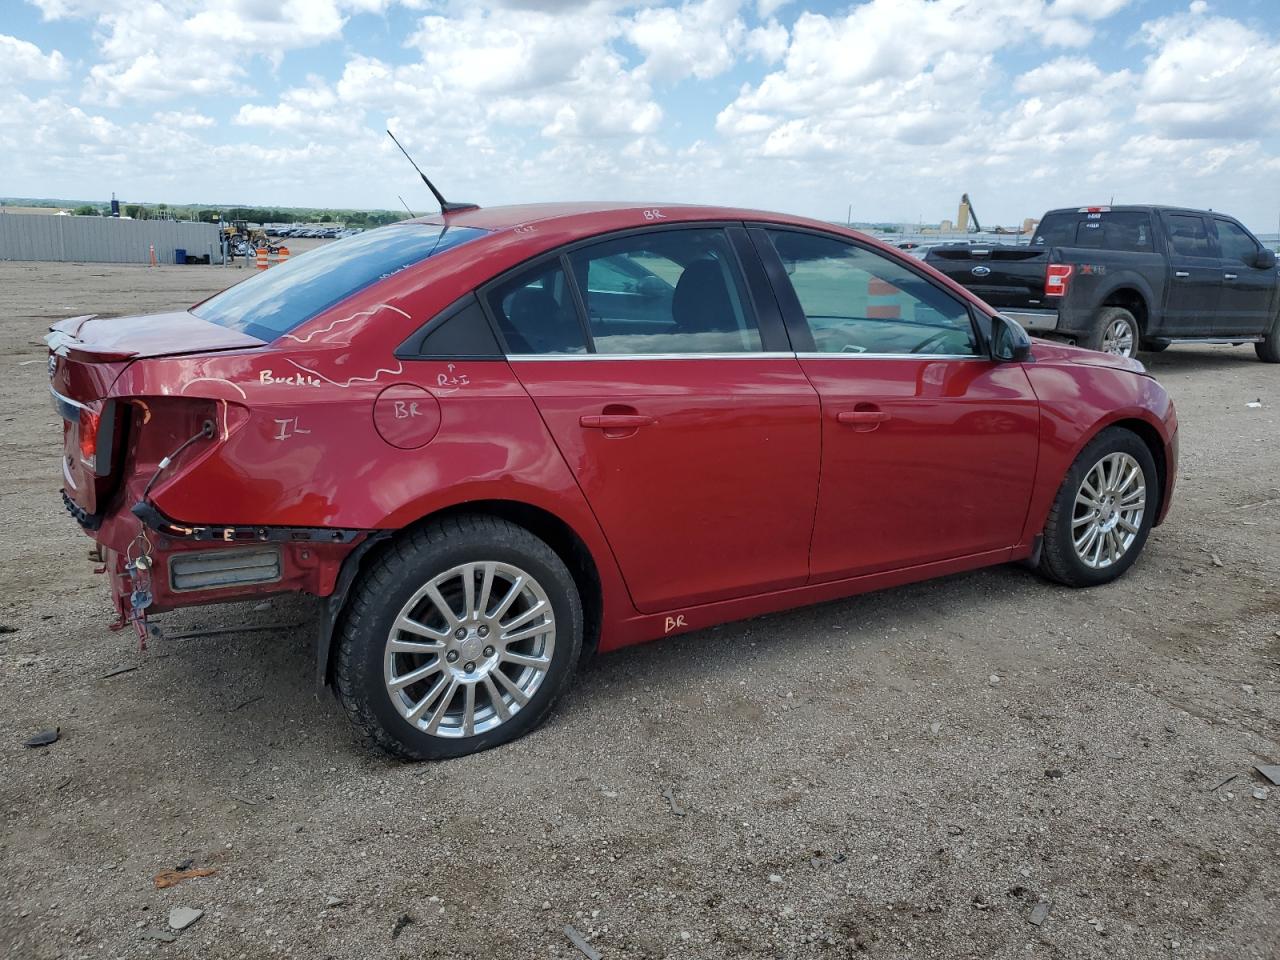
xmin=48 ymin=202 xmax=1178 ymax=759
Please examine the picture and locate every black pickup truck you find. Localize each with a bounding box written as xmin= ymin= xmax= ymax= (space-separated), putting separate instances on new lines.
xmin=924 ymin=205 xmax=1280 ymax=361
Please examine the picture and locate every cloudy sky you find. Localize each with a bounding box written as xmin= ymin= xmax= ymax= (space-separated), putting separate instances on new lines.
xmin=3 ymin=0 xmax=1279 ymax=230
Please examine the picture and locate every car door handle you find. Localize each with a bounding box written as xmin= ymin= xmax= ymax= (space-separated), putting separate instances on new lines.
xmin=579 ymin=414 xmax=654 ymax=429
xmin=837 ymin=410 xmax=890 ymax=426
xmin=1174 ymin=270 xmax=1190 ymax=278
xmin=1224 ymin=273 xmax=1238 ymax=280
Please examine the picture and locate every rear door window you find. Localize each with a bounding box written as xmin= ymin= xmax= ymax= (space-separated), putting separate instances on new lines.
xmin=486 ymin=260 xmax=589 ymax=355
xmin=192 ymin=223 xmax=486 ymax=340
xmin=1166 ymin=214 xmax=1216 ymax=258
xmin=567 ymin=228 xmax=762 ymax=354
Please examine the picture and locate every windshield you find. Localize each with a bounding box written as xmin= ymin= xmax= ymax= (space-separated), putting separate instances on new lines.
xmin=192 ymin=223 xmax=487 ymax=341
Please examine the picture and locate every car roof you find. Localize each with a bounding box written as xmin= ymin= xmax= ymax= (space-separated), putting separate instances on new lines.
xmin=1041 ymin=204 xmax=1230 ymax=218
xmin=407 ymin=201 xmax=848 ymax=235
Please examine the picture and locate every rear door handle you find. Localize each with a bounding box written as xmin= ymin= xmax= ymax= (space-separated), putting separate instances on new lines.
xmin=1224 ymin=273 xmax=1238 ymax=280
xmin=837 ymin=410 xmax=890 ymax=426
xmin=1174 ymin=270 xmax=1190 ymax=278
xmin=579 ymin=414 xmax=654 ymax=429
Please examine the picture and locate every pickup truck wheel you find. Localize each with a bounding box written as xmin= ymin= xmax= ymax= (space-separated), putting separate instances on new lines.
xmin=334 ymin=515 xmax=583 ymax=760
xmin=1082 ymin=307 xmax=1139 ymax=359
xmin=1256 ymin=312 xmax=1280 ymax=363
xmin=1037 ymin=427 xmax=1157 ymax=588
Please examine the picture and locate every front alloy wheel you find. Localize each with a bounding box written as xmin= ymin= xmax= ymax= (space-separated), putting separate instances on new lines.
xmin=1037 ymin=427 xmax=1158 ymax=587
xmin=1071 ymin=452 xmax=1146 ymax=569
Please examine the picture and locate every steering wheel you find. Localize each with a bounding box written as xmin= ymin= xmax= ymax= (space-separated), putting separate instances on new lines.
xmin=910 ymin=331 xmax=953 ymax=354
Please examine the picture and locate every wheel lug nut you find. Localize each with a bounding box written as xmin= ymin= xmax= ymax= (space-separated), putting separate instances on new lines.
xmin=478 ymin=625 xmax=489 ymax=638
xmin=483 ymin=646 xmax=495 ymax=657
xmin=464 ymin=661 xmax=475 ymax=673
xmin=454 ymin=628 xmax=467 ymax=640
xmin=446 ymin=651 xmax=459 ymax=663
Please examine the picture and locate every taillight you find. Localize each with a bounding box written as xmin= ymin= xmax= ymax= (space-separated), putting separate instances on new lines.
xmin=1045 ymin=263 xmax=1073 ymax=298
xmin=78 ymin=404 xmax=102 ymax=470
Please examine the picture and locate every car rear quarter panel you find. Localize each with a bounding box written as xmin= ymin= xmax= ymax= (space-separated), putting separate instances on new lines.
xmin=1021 ymin=359 xmax=1177 ymax=542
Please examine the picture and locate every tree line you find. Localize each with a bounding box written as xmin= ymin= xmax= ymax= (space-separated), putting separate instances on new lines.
xmin=69 ymin=203 xmax=407 ymax=227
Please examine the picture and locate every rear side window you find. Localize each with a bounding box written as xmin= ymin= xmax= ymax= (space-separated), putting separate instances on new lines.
xmin=767 ymin=230 xmax=978 ymax=356
xmin=1034 ymin=211 xmax=1153 ymax=251
xmin=192 ymin=224 xmax=486 ymax=340
xmin=487 ymin=260 xmax=589 ymax=355
xmin=1167 ymin=214 xmax=1215 ymax=258
xmin=1216 ymin=220 xmax=1259 ymax=264
xmin=568 ymin=228 xmax=761 ymax=354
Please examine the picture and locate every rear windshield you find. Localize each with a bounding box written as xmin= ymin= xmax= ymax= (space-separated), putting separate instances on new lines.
xmin=192 ymin=223 xmax=487 ymax=340
xmin=1033 ymin=211 xmax=1154 ymax=252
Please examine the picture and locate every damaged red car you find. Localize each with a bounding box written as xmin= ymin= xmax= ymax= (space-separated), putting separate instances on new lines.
xmin=48 ymin=202 xmax=1178 ymax=759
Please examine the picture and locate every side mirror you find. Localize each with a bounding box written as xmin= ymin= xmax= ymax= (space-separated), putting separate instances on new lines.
xmin=1254 ymin=248 xmax=1276 ymax=270
xmin=991 ymin=314 xmax=1032 ymax=362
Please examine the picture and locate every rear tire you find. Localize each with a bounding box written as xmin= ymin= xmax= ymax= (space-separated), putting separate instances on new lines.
xmin=1256 ymin=311 xmax=1280 ymax=363
xmin=334 ymin=515 xmax=582 ymax=760
xmin=1038 ymin=428 xmax=1158 ymax=588
xmin=1081 ymin=307 xmax=1140 ymax=359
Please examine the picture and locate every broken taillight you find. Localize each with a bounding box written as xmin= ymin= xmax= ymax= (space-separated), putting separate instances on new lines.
xmin=1045 ymin=263 xmax=1073 ymax=298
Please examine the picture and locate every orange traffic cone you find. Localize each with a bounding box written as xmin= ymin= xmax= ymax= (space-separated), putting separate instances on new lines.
xmin=255 ymin=247 xmax=268 ymax=271
xmin=277 ymin=246 xmax=290 ymax=263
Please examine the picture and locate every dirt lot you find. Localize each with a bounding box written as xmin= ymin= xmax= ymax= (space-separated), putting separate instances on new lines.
xmin=1 ymin=259 xmax=1278 ymax=960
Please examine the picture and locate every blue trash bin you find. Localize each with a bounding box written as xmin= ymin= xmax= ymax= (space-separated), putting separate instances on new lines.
xmin=174 ymin=248 xmax=186 ymax=264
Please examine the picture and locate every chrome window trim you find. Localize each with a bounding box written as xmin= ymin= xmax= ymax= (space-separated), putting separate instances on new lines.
xmin=506 ymin=351 xmax=989 ymax=361
xmin=508 ymin=352 xmax=797 ymax=361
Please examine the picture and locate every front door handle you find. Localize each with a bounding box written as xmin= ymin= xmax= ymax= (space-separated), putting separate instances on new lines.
xmin=1224 ymin=273 xmax=1238 ymax=280
xmin=580 ymin=414 xmax=655 ymax=429
xmin=1174 ymin=270 xmax=1190 ymax=278
xmin=837 ymin=410 xmax=890 ymax=429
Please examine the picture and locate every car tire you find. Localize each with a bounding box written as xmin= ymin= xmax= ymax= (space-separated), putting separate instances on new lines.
xmin=1037 ymin=427 xmax=1158 ymax=588
xmin=1081 ymin=307 xmax=1140 ymax=359
xmin=1256 ymin=311 xmax=1280 ymax=363
xmin=334 ymin=515 xmax=583 ymax=760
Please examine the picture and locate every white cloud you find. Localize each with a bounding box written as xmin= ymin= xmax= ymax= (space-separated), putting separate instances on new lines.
xmin=152 ymin=109 xmax=216 ymax=129
xmin=624 ymin=0 xmax=745 ymax=81
xmin=0 ymin=34 xmax=69 ymax=85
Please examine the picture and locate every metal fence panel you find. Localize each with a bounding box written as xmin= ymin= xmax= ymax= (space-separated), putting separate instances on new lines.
xmin=0 ymin=214 xmax=223 ymax=264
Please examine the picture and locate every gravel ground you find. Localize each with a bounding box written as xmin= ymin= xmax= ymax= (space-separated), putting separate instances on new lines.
xmin=1 ymin=259 xmax=1278 ymax=960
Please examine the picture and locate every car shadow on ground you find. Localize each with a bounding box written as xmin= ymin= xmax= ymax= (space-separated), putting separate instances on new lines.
xmin=1141 ymin=345 xmax=1266 ymax=374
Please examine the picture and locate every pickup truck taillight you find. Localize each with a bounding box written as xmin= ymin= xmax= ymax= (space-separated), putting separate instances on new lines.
xmin=1045 ymin=263 xmax=1073 ymax=298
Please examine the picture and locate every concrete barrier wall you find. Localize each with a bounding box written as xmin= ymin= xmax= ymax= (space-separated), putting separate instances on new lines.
xmin=0 ymin=214 xmax=223 ymax=264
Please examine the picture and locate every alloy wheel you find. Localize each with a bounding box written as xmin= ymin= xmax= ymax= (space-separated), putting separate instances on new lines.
xmin=383 ymin=561 xmax=556 ymax=738
xmin=1102 ymin=316 xmax=1136 ymax=357
xmin=1071 ymin=452 xmax=1146 ymax=569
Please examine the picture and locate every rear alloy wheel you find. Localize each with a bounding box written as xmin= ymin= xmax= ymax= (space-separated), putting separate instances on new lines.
xmin=335 ymin=516 xmax=582 ymax=760
xmin=1082 ymin=307 xmax=1140 ymax=359
xmin=1037 ymin=428 xmax=1158 ymax=587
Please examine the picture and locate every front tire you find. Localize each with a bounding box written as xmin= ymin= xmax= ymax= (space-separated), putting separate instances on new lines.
xmin=1037 ymin=428 xmax=1158 ymax=587
xmin=334 ymin=515 xmax=583 ymax=760
xmin=1082 ymin=307 xmax=1140 ymax=359
xmin=1257 ymin=311 xmax=1280 ymax=363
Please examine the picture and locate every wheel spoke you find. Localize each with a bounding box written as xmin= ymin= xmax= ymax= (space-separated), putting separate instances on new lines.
xmin=492 ymin=667 xmax=530 ymax=706
xmin=1117 ymin=517 xmax=1139 ymax=535
xmin=462 ymin=563 xmax=476 ymax=620
xmin=462 ymin=683 xmax=476 ymax=737
xmin=389 ymin=660 xmax=440 ymax=691
xmin=405 ymin=673 xmax=451 ymax=722
xmin=425 ymin=678 xmax=460 ymax=734
xmin=499 ymin=598 xmax=548 ymax=632
xmin=1075 ymin=524 xmax=1098 ymax=554
xmin=389 ymin=636 xmax=446 ymax=655
xmin=492 ymin=575 xmax=526 ymax=621
xmin=477 ymin=562 xmax=496 ymax=618
xmin=395 ymin=615 xmax=450 ymax=642
xmin=425 ymin=582 xmax=461 ymax=630
xmin=503 ymin=650 xmax=551 ymax=672
xmin=482 ymin=674 xmax=511 ymax=721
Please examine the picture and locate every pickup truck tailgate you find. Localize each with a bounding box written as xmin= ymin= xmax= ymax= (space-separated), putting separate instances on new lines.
xmin=926 ymin=246 xmax=1047 ymax=308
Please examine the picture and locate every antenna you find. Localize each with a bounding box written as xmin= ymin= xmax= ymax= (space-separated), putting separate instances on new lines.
xmin=397 ymin=195 xmax=416 ymax=219
xmin=387 ymin=129 xmax=478 ymax=215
